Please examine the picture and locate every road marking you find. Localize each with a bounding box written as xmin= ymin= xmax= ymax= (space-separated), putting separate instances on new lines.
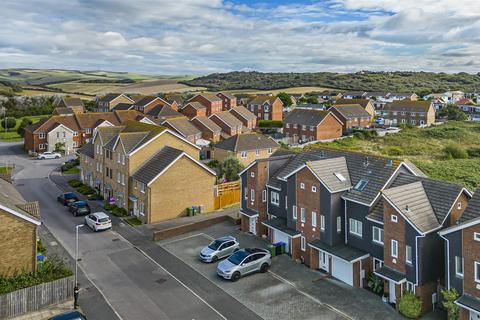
xmin=113 ymin=232 xmax=227 ymax=320
xmin=77 ymin=263 xmax=125 ymax=320
xmin=160 ymin=233 xmax=208 ymax=245
xmin=267 ymin=270 xmax=352 ymax=320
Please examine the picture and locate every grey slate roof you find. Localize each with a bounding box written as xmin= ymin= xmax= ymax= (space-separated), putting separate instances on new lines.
xmin=335 ymin=98 xmax=371 ymax=108
xmin=383 ymin=181 xmax=439 ymax=233
xmin=294 ymin=104 xmax=326 ymax=110
xmin=78 ymin=142 xmax=94 ymax=158
xmin=383 ymin=100 xmax=432 ymax=112
xmin=214 ymin=133 xmax=279 ymax=152
xmin=330 ymin=104 xmax=371 ymax=119
xmin=96 ymin=126 xmax=125 ymax=146
xmin=262 ymin=218 xmax=300 ymax=236
xmin=283 ymin=109 xmax=336 ymax=127
xmin=145 ymin=105 xmax=182 ymax=118
xmin=459 ymin=188 xmax=480 ymax=223
xmin=210 ymin=111 xmax=243 ymax=128
xmin=117 ymin=132 xmax=150 ymax=153
xmin=162 ymin=117 xmax=201 ymax=138
xmin=132 ymin=146 xmax=184 ymax=184
xmin=309 ymin=240 xmax=368 ymax=262
xmin=135 ymin=96 xmax=160 ymax=107
xmin=186 ymin=102 xmax=207 ymax=110
xmin=62 ymin=97 xmax=84 ymax=107
xmin=229 ymin=106 xmax=256 ymax=121
xmin=374 ymin=266 xmax=406 ymax=283
xmin=306 ymin=157 xmax=351 ymax=192
xmin=367 ymin=198 xmax=384 ymax=223
xmin=457 ymin=294 xmax=480 ymax=312
xmin=112 ymin=103 xmax=134 ymax=111
xmin=192 ymin=116 xmax=222 ymax=132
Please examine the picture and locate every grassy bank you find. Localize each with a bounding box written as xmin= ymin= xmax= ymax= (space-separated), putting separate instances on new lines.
xmin=305 ymin=121 xmax=480 ymax=190
xmin=0 ymin=115 xmax=47 ymax=140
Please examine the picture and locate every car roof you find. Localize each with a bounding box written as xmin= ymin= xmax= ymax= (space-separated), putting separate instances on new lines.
xmin=73 ymin=201 xmax=87 ymax=206
xmin=49 ymin=310 xmax=85 ymax=320
xmin=244 ymin=248 xmax=266 ymax=254
xmin=64 ymin=192 xmax=76 ymax=195
xmin=216 ymin=236 xmax=235 ymax=242
xmin=92 ymin=211 xmax=109 ymax=218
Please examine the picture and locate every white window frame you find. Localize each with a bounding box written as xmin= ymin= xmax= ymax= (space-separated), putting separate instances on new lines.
xmin=117 ymin=172 xmax=121 ymax=183
xmin=121 ymin=154 xmax=125 ymax=165
xmin=406 ymin=281 xmax=415 ymax=293
xmin=270 ymin=191 xmax=280 ymax=206
xmin=285 ymin=196 xmax=288 ymax=209
xmin=391 ymin=215 xmax=398 ymax=223
xmin=372 ymin=226 xmax=384 ymax=245
xmin=39 ymin=143 xmax=45 ymax=150
xmin=300 ymin=208 xmax=305 ymax=223
xmin=293 ymin=205 xmax=297 ymax=220
xmin=286 ymin=123 xmax=290 ymax=129
xmin=475 ymin=261 xmax=480 ymax=283
xmin=373 ymin=258 xmax=384 ymax=271
xmin=255 ymin=149 xmax=260 ymax=156
xmin=337 ymin=216 xmax=341 ymax=233
xmin=301 ymin=236 xmax=306 ymax=251
xmin=86 ymin=128 xmax=92 ymax=134
xmin=475 ymin=232 xmax=480 ymax=242
xmin=262 ymin=190 xmax=266 ymax=202
xmin=39 ymin=133 xmax=45 ymax=139
xmin=455 ymin=256 xmax=464 ymax=277
xmin=241 ymin=151 xmax=247 ymax=158
xmin=391 ymin=240 xmax=398 ymax=258
xmin=312 ymin=211 xmax=317 ymax=227
xmin=406 ymin=245 xmax=412 ymax=264
xmin=117 ymin=153 xmax=121 ymax=163
xmin=300 ymin=182 xmax=305 ymax=190
xmin=250 ymin=172 xmax=255 ymax=178
xmin=140 ymin=182 xmax=145 ymax=194
xmin=320 ymin=215 xmax=325 ymax=231
xmin=250 ymin=189 xmax=255 ymax=202
xmin=312 ymin=186 xmax=317 ymax=193
xmin=349 ymin=218 xmax=362 ymax=237
xmin=268 ymin=148 xmax=273 ymax=154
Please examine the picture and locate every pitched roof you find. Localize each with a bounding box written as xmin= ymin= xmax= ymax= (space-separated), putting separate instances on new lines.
xmin=95 ymin=126 xmax=125 ymax=146
xmin=145 ymin=105 xmax=182 ymax=118
xmin=217 ymin=92 xmax=236 ymax=100
xmin=62 ymin=97 xmax=84 ymax=107
xmin=383 ymin=181 xmax=440 ymax=233
xmin=112 ymin=103 xmax=134 ymax=111
xmin=117 ymin=132 xmax=150 ymax=153
xmin=191 ymin=116 xmax=222 ymax=133
xmin=458 ymin=189 xmax=480 ymax=223
xmin=330 ymin=104 xmax=371 ymax=119
xmin=229 ymin=106 xmax=256 ymax=121
xmin=383 ymin=100 xmax=432 ymax=112
xmin=53 ymin=107 xmax=75 ymax=115
xmin=210 ymin=111 xmax=243 ymax=128
xmin=191 ymin=92 xmax=222 ymax=103
xmin=0 ymin=178 xmax=41 ymax=225
xmin=214 ymin=133 xmax=279 ymax=152
xmin=294 ymin=104 xmax=326 ymax=110
xmin=135 ymin=96 xmax=170 ymax=108
xmin=98 ymin=93 xmax=132 ymax=103
xmin=78 ymin=142 xmax=94 ymax=158
xmin=185 ymin=102 xmax=207 ymax=110
xmin=162 ymin=117 xmax=201 ymax=138
xmin=164 ymin=94 xmax=184 ymax=105
xmin=25 ymin=115 xmax=81 ymax=133
xmin=335 ymin=98 xmax=371 ymax=108
xmin=249 ymin=96 xmax=279 ymax=105
xmin=283 ymin=109 xmax=338 ymax=127
xmin=75 ymin=112 xmax=120 ymax=128
xmin=389 ymin=92 xmax=416 ymax=98
xmin=343 ymin=91 xmax=367 ymax=97
xmin=306 ymin=157 xmax=351 ymax=192
xmin=366 ymin=92 xmax=390 ymax=98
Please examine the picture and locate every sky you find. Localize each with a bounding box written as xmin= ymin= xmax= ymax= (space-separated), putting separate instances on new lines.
xmin=1 ymin=0 xmax=479 ymax=75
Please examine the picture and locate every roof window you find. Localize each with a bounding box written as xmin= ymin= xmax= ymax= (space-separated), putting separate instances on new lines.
xmin=334 ymin=172 xmax=347 ymax=182
xmin=354 ymin=179 xmax=369 ymax=191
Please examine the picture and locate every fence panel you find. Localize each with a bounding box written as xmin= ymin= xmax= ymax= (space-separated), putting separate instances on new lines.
xmin=214 ymin=181 xmax=240 ymax=209
xmin=0 ymin=276 xmax=73 ymax=319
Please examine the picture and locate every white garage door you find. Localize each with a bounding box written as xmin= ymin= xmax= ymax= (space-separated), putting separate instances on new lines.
xmin=331 ymin=256 xmax=353 ymax=286
xmin=273 ymin=230 xmax=290 ymax=253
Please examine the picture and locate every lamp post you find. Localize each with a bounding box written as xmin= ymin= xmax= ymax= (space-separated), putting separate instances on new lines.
xmin=75 ymin=224 xmax=84 ymax=285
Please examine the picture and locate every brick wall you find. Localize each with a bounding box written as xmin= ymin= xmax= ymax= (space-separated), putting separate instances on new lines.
xmin=449 ymin=192 xmax=469 ymax=227
xmin=183 ymin=105 xmax=206 ymax=119
xmin=246 ymin=162 xmax=268 ymax=236
xmin=383 ymin=200 xmax=407 ymax=273
xmin=415 ymin=281 xmax=437 ymax=315
xmin=462 ymin=223 xmax=480 ymax=297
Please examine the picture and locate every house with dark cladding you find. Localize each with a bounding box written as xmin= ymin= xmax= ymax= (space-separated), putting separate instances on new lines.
xmin=439 ymin=190 xmax=480 ymax=320
xmin=239 ymin=148 xmax=472 ymax=315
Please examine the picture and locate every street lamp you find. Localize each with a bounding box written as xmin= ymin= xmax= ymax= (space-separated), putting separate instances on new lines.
xmin=75 ymin=224 xmax=84 ymax=285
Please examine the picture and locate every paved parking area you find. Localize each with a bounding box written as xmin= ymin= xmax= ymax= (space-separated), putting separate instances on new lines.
xmin=157 ymin=222 xmax=409 ymax=320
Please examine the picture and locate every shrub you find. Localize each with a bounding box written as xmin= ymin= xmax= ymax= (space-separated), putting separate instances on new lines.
xmin=0 ymin=117 xmax=16 ymax=130
xmin=398 ymin=291 xmax=422 ymax=319
xmin=442 ymin=288 xmax=459 ymax=320
xmin=126 ymin=217 xmax=142 ymax=226
xmin=104 ymin=203 xmax=116 ymax=211
xmin=68 ymin=179 xmax=82 ymax=187
xmin=385 ymin=146 xmax=403 ymax=156
xmin=444 ymin=144 xmax=468 ymax=159
xmin=77 ymin=185 xmax=94 ymax=195
xmin=37 ymin=239 xmax=47 ymax=255
xmin=258 ymin=120 xmax=283 ymax=128
xmin=467 ymin=148 xmax=480 ymax=158
xmin=111 ymin=206 xmax=127 ymax=217
xmin=367 ymin=273 xmax=383 ymax=295
xmin=87 ymin=193 xmax=104 ymax=200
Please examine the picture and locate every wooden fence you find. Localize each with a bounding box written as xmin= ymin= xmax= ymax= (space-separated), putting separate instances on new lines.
xmin=214 ymin=181 xmax=240 ymax=209
xmin=0 ymin=276 xmax=74 ymax=319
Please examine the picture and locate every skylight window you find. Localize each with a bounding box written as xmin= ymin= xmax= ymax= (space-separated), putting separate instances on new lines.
xmin=334 ymin=172 xmax=347 ymax=182
xmin=354 ymin=179 xmax=369 ymax=191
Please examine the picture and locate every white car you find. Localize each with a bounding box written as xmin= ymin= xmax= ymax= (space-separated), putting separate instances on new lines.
xmin=37 ymin=152 xmax=61 ymax=160
xmin=84 ymin=212 xmax=112 ymax=231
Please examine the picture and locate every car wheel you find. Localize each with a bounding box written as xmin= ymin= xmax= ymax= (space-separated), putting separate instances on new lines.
xmin=73 ymin=211 xmax=77 ymax=217
xmin=260 ymin=263 xmax=269 ymax=273
xmin=211 ymin=256 xmax=218 ymax=263
xmin=94 ymin=225 xmax=97 ymax=232
xmin=40 ymin=157 xmax=44 ymax=160
xmin=231 ymin=272 xmax=241 ymax=282
xmin=55 ymin=156 xmax=60 ymax=159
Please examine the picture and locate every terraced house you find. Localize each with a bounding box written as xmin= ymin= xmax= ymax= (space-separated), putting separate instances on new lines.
xmin=79 ymin=120 xmax=216 ymax=223
xmin=94 ymin=93 xmax=134 ymax=112
xmin=381 ymin=101 xmax=435 ymax=127
xmin=439 ymin=190 xmax=480 ymax=320
xmin=247 ymin=96 xmax=283 ymax=121
xmin=239 ymin=148 xmax=471 ymax=315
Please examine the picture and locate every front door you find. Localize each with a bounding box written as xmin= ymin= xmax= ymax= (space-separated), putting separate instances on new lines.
xmin=389 ymin=281 xmax=396 ymax=303
xmin=320 ymin=251 xmax=329 ymax=272
xmin=133 ymin=201 xmax=138 ymax=217
xmin=249 ymin=217 xmax=257 ymax=234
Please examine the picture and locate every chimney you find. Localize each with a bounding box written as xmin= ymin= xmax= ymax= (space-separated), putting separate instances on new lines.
xmin=405 ymin=205 xmax=410 ymax=212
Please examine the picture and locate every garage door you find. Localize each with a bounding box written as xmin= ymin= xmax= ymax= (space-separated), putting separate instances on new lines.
xmin=331 ymin=256 xmax=353 ymax=286
xmin=273 ymin=230 xmax=290 ymax=253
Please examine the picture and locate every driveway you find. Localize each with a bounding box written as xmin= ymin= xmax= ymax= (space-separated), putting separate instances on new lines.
xmin=157 ymin=222 xmax=408 ymax=320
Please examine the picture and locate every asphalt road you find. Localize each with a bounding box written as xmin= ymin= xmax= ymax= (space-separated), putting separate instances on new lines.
xmin=1 ymin=141 xmax=261 ymax=320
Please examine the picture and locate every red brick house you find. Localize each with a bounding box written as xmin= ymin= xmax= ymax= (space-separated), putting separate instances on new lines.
xmin=247 ymin=96 xmax=283 ymax=121
xmin=182 ymin=102 xmax=207 ymax=119
xmin=209 ymin=111 xmax=243 ymax=138
xmin=191 ymin=116 xmax=222 ymax=142
xmin=188 ymin=93 xmax=223 ymax=116
xmin=329 ymin=104 xmax=372 ymax=133
xmin=283 ymin=109 xmax=343 ymax=143
xmin=216 ymin=92 xmax=237 ymax=110
xmin=229 ymin=106 xmax=257 ymax=129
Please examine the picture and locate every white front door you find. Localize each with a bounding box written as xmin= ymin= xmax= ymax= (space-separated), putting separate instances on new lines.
xmin=389 ymin=281 xmax=396 ymax=303
xmin=264 ymin=113 xmax=269 ymax=120
xmin=249 ymin=217 xmax=257 ymax=234
xmin=133 ymin=201 xmax=138 ymax=217
xmin=320 ymin=251 xmax=329 ymax=272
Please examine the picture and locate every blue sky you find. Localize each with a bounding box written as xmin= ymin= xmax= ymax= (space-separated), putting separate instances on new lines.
xmin=1 ymin=0 xmax=479 ymax=74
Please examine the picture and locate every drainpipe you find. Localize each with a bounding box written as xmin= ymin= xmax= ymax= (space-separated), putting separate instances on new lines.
xmin=415 ymin=234 xmax=426 ymax=287
xmin=344 ymin=199 xmax=348 ymax=244
xmin=439 ymin=233 xmax=450 ymax=290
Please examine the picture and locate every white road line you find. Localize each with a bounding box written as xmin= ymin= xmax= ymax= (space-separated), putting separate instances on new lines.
xmin=268 ymin=270 xmax=352 ymax=320
xmin=113 ymin=232 xmax=227 ymax=320
xmin=159 ymin=233 xmax=207 ymax=245
xmin=77 ymin=263 xmax=125 ymax=320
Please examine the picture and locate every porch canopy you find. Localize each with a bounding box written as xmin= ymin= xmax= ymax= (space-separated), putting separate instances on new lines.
xmin=309 ymin=239 xmax=369 ymax=263
xmin=374 ymin=266 xmax=406 ymax=284
xmin=456 ymin=294 xmax=480 ymax=313
xmin=262 ymin=217 xmax=300 ymax=237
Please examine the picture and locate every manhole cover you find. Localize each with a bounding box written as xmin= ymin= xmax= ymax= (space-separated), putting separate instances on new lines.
xmin=155 ymin=278 xmax=166 ymax=285
xmin=112 ymin=238 xmax=120 ymax=242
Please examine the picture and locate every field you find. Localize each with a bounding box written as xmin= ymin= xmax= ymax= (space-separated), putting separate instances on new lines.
xmin=226 ymin=86 xmax=334 ymax=95
xmin=0 ymin=115 xmax=48 ymax=141
xmin=305 ymin=121 xmax=480 ymax=191
xmin=112 ymin=78 xmax=206 ymax=95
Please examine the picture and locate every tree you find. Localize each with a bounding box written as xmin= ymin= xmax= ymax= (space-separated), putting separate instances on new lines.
xmin=306 ymin=96 xmax=318 ymax=104
xmin=277 ymin=92 xmax=293 ymax=107
xmin=17 ymin=118 xmax=33 ymax=137
xmin=54 ymin=142 xmax=65 ymax=154
xmin=0 ymin=117 xmax=16 ymax=131
xmin=442 ymin=288 xmax=459 ymax=320
xmin=439 ymin=104 xmax=468 ymax=121
xmin=298 ymin=96 xmax=308 ymax=104
xmin=219 ymin=156 xmax=244 ymax=181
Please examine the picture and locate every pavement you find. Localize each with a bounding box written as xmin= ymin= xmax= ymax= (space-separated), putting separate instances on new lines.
xmin=12 ymin=300 xmax=75 ymax=320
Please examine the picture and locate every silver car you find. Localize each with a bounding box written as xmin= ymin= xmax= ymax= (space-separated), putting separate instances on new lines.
xmin=199 ymin=236 xmax=239 ymax=263
xmin=217 ymin=248 xmax=271 ymax=281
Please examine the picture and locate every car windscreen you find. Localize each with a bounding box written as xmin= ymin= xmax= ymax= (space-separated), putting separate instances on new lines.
xmin=208 ymin=240 xmax=224 ymax=250
xmin=98 ymin=218 xmax=109 ymax=222
xmin=78 ymin=207 xmax=89 ymax=212
xmin=74 ymin=201 xmax=87 ymax=207
xmin=227 ymin=251 xmax=249 ymax=265
xmin=65 ymin=193 xmax=76 ymax=199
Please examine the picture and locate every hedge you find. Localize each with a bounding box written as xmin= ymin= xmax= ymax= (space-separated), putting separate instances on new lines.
xmin=258 ymin=120 xmax=283 ymax=128
xmin=67 ymin=179 xmax=82 ymax=188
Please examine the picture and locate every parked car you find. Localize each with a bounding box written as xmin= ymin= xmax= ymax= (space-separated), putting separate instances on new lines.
xmin=49 ymin=310 xmax=87 ymax=320
xmin=57 ymin=192 xmax=79 ymax=206
xmin=68 ymin=201 xmax=91 ymax=216
xmin=199 ymin=236 xmax=239 ymax=262
xmin=37 ymin=152 xmax=61 ymax=160
xmin=85 ymin=212 xmax=112 ymax=231
xmin=217 ymin=248 xmax=271 ymax=281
